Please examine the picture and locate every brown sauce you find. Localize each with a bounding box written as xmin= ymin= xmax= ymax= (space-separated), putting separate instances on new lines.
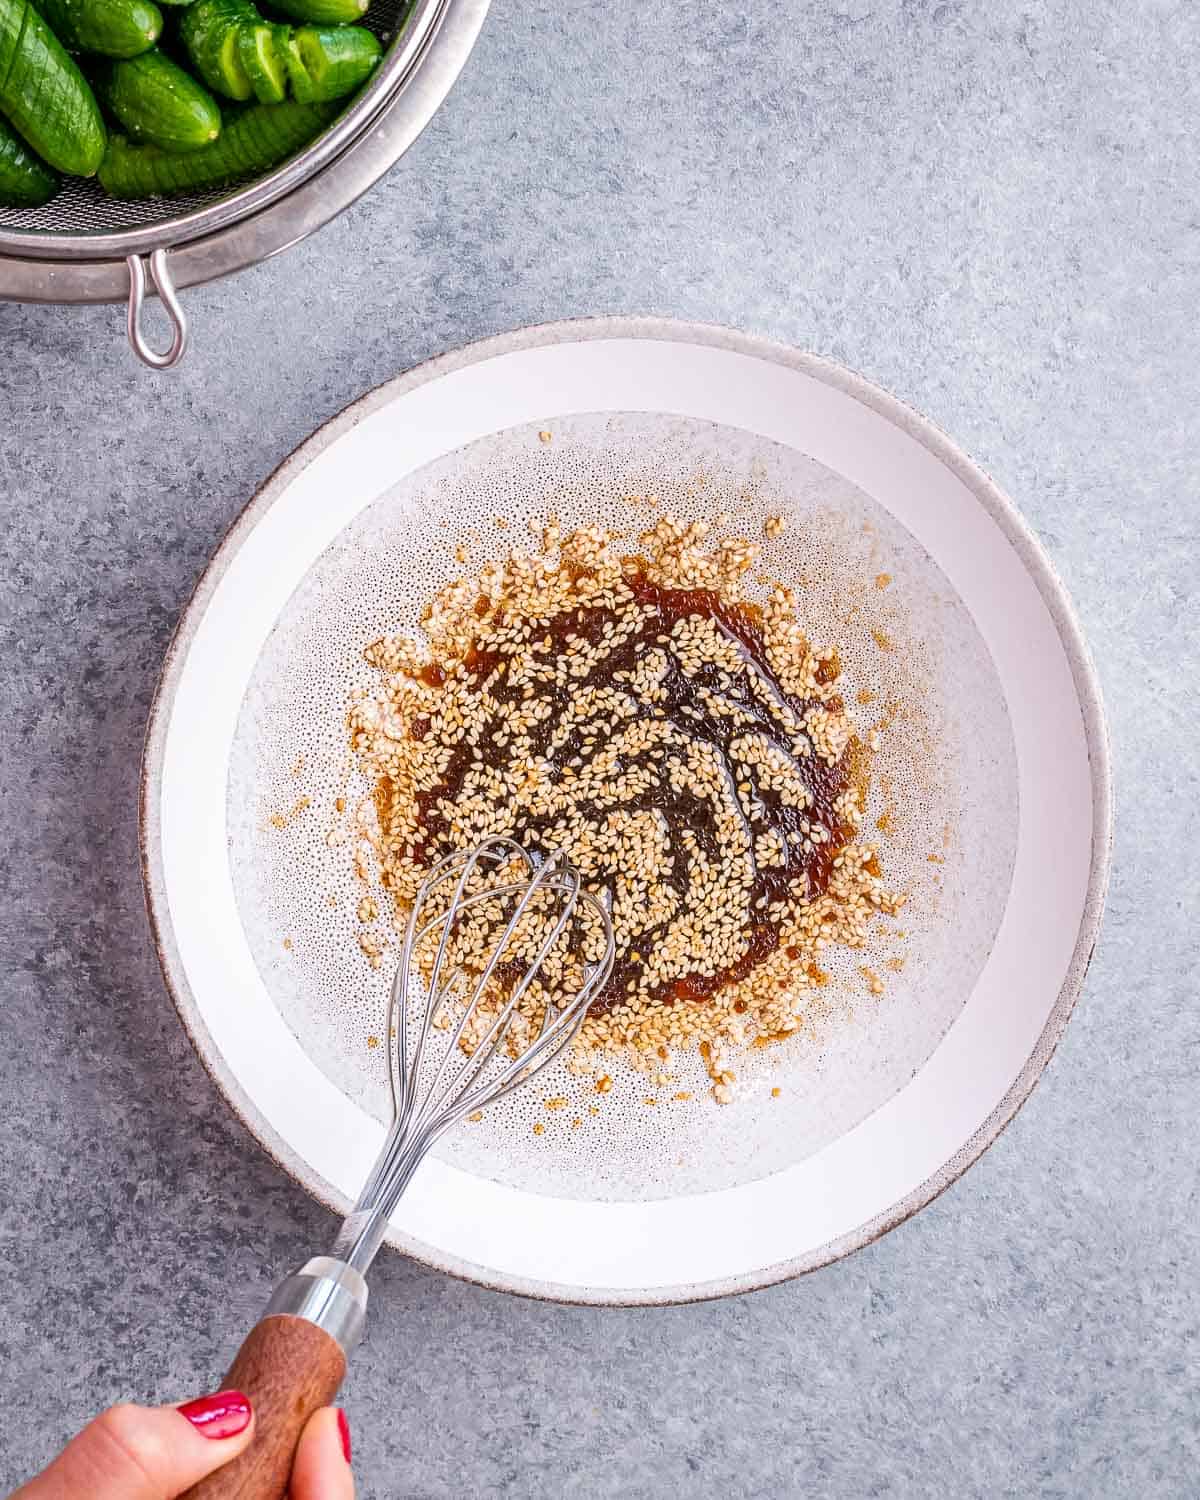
xmin=409 ymin=574 xmax=857 ymax=1010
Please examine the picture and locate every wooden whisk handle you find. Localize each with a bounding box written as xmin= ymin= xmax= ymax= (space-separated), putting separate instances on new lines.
xmin=182 ymin=1257 xmax=368 ymax=1499
xmin=180 ymin=1315 xmax=346 ymax=1500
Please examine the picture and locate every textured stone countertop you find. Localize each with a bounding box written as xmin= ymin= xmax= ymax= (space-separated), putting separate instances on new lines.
xmin=0 ymin=3 xmax=1196 ymax=1495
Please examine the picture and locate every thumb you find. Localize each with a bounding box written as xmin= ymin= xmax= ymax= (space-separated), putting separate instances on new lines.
xmin=12 ymin=1392 xmax=255 ymax=1500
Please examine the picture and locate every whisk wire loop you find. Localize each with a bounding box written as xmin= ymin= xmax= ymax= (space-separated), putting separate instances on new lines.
xmin=402 ymin=854 xmax=581 ymax=1144
xmin=338 ymin=835 xmax=614 ymax=1276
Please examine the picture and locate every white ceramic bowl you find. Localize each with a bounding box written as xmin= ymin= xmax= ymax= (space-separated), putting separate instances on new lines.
xmin=142 ymin=318 xmax=1111 ymax=1304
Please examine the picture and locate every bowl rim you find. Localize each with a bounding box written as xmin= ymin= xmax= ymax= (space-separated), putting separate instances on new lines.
xmin=140 ymin=315 xmax=1113 ymax=1305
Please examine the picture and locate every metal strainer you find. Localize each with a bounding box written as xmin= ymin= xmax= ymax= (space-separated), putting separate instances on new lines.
xmin=0 ymin=0 xmax=490 ymax=367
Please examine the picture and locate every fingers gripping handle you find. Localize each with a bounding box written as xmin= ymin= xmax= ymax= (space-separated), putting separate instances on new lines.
xmin=180 ymin=1315 xmax=346 ymax=1500
xmin=181 ymin=1258 xmax=368 ymax=1500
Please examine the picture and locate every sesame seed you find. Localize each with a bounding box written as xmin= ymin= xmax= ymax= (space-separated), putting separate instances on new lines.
xmin=347 ymin=513 xmax=900 ymax=1110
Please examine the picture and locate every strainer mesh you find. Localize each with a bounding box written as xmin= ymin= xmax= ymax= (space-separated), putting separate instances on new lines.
xmin=0 ymin=0 xmax=412 ymax=236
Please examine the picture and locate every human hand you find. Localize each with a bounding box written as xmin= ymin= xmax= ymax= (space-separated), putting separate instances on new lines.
xmin=9 ymin=1392 xmax=353 ymax=1499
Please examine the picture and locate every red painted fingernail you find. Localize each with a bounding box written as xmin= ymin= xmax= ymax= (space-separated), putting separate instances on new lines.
xmin=178 ymin=1390 xmax=253 ymax=1441
xmin=337 ymin=1408 xmax=352 ymax=1465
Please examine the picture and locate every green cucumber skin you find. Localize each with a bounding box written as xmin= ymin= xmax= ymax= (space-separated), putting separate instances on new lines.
xmin=266 ymin=0 xmax=367 ymax=26
xmin=98 ymin=98 xmax=335 ymax=197
xmin=0 ymin=0 xmax=106 ymax=174
xmin=95 ymin=49 xmax=220 ymax=151
xmin=290 ymin=24 xmax=379 ymax=102
xmin=179 ymin=0 xmax=256 ymax=98
xmin=35 ymin=0 xmax=163 ymax=58
xmin=183 ymin=0 xmax=379 ymax=108
xmin=0 ymin=113 xmax=59 ymax=204
xmin=237 ymin=22 xmax=286 ymax=102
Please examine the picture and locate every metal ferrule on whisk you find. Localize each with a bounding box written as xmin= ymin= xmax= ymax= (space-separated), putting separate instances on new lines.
xmin=263 ymin=1256 xmax=370 ymax=1356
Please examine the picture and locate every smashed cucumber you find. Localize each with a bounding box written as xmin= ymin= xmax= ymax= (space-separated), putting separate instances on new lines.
xmin=267 ymin=0 xmax=368 ymax=24
xmin=35 ymin=0 xmax=163 ymax=58
xmin=98 ymin=98 xmax=337 ymax=197
xmin=182 ymin=0 xmax=380 ymax=104
xmin=237 ymin=22 xmax=288 ymax=102
xmin=0 ymin=0 xmax=106 ymax=176
xmin=282 ymin=25 xmax=379 ymax=102
xmin=179 ymin=0 xmax=256 ymax=99
xmin=240 ymin=21 xmax=379 ymax=105
xmin=0 ymin=115 xmax=59 ymax=205
xmin=94 ymin=49 xmax=221 ymax=152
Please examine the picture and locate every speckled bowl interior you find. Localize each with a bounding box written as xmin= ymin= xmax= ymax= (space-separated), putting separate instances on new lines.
xmin=142 ymin=319 xmax=1111 ymax=1303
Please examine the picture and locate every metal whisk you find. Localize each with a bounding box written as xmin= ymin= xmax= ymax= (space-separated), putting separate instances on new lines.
xmin=181 ymin=836 xmax=613 ymax=1500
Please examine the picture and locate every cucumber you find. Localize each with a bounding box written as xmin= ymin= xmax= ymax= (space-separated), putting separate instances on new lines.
xmin=266 ymin=0 xmax=367 ymax=25
xmin=0 ymin=114 xmax=58 ymax=204
xmin=0 ymin=0 xmax=105 ymax=175
xmin=237 ymin=20 xmax=286 ymax=101
xmin=284 ymin=24 xmax=379 ymax=102
xmin=179 ymin=0 xmax=256 ymax=98
xmin=94 ymin=49 xmax=220 ymax=151
xmin=183 ymin=0 xmax=377 ymax=106
xmin=34 ymin=0 xmax=162 ymax=57
xmin=98 ymin=98 xmax=336 ymax=196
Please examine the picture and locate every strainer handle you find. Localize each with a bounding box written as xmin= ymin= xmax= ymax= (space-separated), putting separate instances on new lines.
xmin=126 ymin=248 xmax=189 ymax=370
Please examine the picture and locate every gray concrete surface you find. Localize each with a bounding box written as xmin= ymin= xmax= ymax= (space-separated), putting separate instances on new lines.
xmin=1 ymin=2 xmax=1197 ymax=1495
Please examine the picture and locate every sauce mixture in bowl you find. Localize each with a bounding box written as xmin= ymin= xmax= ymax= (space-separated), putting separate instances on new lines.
xmin=350 ymin=516 xmax=901 ymax=1101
